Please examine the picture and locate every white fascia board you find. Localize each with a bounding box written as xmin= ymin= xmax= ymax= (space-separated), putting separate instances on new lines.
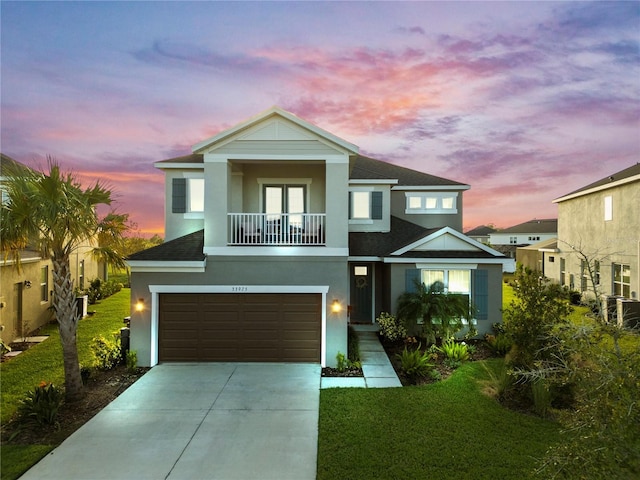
xmin=553 ymin=174 xmax=640 ymax=203
xmin=383 ymin=257 xmax=512 ymax=266
xmin=1 ymin=256 xmax=43 ymax=266
xmin=539 ymin=248 xmax=560 ymax=253
xmin=149 ymin=284 xmax=330 ymax=294
xmin=203 ymin=246 xmax=349 ymax=257
xmin=205 ymin=153 xmax=349 ymax=163
xmin=192 ymin=106 xmax=359 ymax=154
xmin=349 ymin=179 xmax=399 ymax=185
xmin=348 ymin=256 xmax=382 ymax=262
xmin=391 ymin=226 xmax=504 ymax=257
xmin=154 ymin=162 xmax=204 ymax=170
xmin=392 ymin=185 xmax=470 ymax=191
xmin=127 ymin=260 xmax=206 ymax=273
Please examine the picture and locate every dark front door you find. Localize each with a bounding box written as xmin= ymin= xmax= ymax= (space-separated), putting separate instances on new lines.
xmin=350 ymin=264 xmax=373 ymax=323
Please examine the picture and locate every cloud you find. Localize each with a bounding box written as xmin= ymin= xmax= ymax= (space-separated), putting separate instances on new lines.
xmin=394 ymin=26 xmax=426 ymax=36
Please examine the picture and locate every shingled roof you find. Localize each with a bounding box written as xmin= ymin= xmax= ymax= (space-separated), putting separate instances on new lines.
xmin=349 ymin=216 xmax=436 ymax=257
xmin=499 ymin=219 xmax=557 ymax=234
xmin=350 ymin=155 xmax=468 ymax=187
xmin=127 ymin=230 xmax=205 ymax=262
xmin=554 ymin=163 xmax=640 ymax=202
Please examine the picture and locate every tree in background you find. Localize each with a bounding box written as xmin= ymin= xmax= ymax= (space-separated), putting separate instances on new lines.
xmin=1 ymin=158 xmax=128 ymax=401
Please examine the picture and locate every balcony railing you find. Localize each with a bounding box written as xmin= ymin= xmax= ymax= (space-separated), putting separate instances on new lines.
xmin=228 ymin=213 xmax=326 ymax=246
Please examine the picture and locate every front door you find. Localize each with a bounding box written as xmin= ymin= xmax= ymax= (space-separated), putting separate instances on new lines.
xmin=350 ymin=264 xmax=373 ymax=323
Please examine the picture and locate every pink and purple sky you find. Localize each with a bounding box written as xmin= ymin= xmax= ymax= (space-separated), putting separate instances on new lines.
xmin=2 ymin=1 xmax=638 ymax=236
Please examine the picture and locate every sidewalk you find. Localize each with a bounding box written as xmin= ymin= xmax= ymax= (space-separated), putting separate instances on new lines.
xmin=320 ymin=324 xmax=402 ymax=388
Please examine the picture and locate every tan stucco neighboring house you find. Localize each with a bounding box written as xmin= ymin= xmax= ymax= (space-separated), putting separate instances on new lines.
xmin=516 ymin=237 xmax=559 ymax=275
xmin=127 ymin=107 xmax=513 ymax=368
xmin=0 ymin=154 xmax=106 ymax=345
xmin=547 ymin=163 xmax=640 ymax=324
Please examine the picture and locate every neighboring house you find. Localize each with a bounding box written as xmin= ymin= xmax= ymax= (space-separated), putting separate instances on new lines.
xmin=489 ymin=218 xmax=557 ymax=260
xmin=127 ymin=107 xmax=512 ymax=368
xmin=516 ymin=238 xmax=559 ymax=275
xmin=0 ymin=155 xmax=105 ymax=345
xmin=465 ymin=225 xmax=496 ymax=245
xmin=545 ymin=164 xmax=640 ymax=319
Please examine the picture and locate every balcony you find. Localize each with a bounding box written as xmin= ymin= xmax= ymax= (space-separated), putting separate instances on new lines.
xmin=228 ymin=213 xmax=326 ymax=246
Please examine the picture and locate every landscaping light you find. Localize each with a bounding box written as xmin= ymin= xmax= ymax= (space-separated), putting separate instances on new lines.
xmin=331 ymin=299 xmax=342 ymax=313
xmin=135 ymin=298 xmax=145 ymax=312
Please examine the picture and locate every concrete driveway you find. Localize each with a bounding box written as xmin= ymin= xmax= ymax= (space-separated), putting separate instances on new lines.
xmin=20 ymin=363 xmax=321 ymax=480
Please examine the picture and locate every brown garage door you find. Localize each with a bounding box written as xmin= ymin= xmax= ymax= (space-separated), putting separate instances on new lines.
xmin=159 ymin=293 xmax=321 ymax=362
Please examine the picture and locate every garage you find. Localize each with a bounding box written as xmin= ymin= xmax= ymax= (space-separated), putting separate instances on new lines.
xmin=158 ymin=293 xmax=321 ymax=362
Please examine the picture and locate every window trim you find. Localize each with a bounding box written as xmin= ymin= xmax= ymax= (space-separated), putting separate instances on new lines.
xmin=604 ymin=195 xmax=613 ymax=221
xmin=405 ymin=192 xmax=458 ymax=214
xmin=613 ymin=263 xmax=631 ymax=298
xmin=40 ymin=265 xmax=49 ymax=303
xmin=348 ymin=188 xmax=383 ymax=223
xmin=184 ymin=174 xmax=205 ymax=218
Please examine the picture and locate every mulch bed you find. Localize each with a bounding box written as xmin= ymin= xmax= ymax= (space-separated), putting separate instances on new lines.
xmin=321 ymin=366 xmax=363 ymax=377
xmin=1 ymin=365 xmax=149 ymax=446
xmin=380 ymin=336 xmax=494 ymax=386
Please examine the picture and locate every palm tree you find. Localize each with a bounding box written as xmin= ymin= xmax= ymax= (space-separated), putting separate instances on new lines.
xmin=1 ymin=157 xmax=126 ymax=401
xmin=396 ymin=279 xmax=474 ymax=344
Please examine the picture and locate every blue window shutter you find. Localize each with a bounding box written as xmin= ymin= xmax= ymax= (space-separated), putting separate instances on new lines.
xmin=405 ymin=269 xmax=421 ymax=293
xmin=371 ymin=191 xmax=383 ymax=219
xmin=472 ymin=269 xmax=489 ymax=320
xmin=348 ymin=192 xmax=352 ymax=219
xmin=172 ymin=178 xmax=187 ymax=214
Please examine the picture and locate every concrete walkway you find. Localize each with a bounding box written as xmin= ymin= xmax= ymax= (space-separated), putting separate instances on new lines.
xmin=320 ymin=324 xmax=402 ymax=388
xmin=20 ymin=363 xmax=320 ymax=480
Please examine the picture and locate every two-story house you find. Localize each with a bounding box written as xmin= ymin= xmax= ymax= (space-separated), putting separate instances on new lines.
xmin=0 ymin=155 xmax=105 ymax=346
xmin=545 ymin=163 xmax=640 ymax=321
xmin=127 ymin=107 xmax=511 ymax=367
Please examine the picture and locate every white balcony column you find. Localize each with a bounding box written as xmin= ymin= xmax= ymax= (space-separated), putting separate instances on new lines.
xmin=324 ymin=156 xmax=350 ymax=249
xmin=204 ymin=156 xmax=230 ymax=249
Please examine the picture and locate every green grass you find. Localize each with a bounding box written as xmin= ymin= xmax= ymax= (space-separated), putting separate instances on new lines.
xmin=318 ymin=360 xmax=560 ymax=479
xmin=0 ymin=288 xmax=131 ymax=423
xmin=0 ymin=288 xmax=131 ymax=480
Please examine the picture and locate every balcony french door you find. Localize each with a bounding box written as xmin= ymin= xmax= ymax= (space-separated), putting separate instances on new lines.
xmin=265 ymin=185 xmax=305 ymax=224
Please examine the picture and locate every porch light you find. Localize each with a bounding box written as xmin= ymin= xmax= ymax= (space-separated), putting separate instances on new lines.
xmin=331 ymin=299 xmax=342 ymax=313
xmin=135 ymin=298 xmax=145 ymax=312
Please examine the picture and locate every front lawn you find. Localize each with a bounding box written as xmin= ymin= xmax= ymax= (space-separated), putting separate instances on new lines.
xmin=0 ymin=288 xmax=132 ymax=479
xmin=318 ymin=359 xmax=560 ymax=479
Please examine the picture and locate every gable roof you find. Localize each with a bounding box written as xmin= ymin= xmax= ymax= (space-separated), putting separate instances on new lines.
xmin=497 ymin=218 xmax=557 ymax=234
xmin=192 ymin=106 xmax=359 ymax=155
xmin=349 ymin=217 xmax=506 ymax=262
xmin=350 ymin=155 xmax=469 ymax=189
xmin=553 ymin=163 xmax=640 ymax=203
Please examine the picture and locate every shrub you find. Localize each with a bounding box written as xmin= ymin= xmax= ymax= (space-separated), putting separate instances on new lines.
xmin=85 ymin=279 xmax=125 ymax=305
xmin=485 ymin=333 xmax=513 ymax=356
xmin=531 ymin=379 xmax=552 ymax=419
xmin=377 ymin=312 xmax=407 ymax=342
xmin=17 ymin=382 xmax=63 ymax=427
xmin=347 ymin=326 xmax=361 ymax=363
xmin=396 ymin=345 xmax=433 ymax=379
xmin=502 ymin=265 xmax=572 ymax=370
xmin=438 ymin=339 xmax=470 ymax=364
xmin=126 ymin=350 xmax=138 ymax=373
xmin=91 ymin=334 xmax=122 ymax=370
xmin=80 ymin=365 xmax=92 ymax=385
